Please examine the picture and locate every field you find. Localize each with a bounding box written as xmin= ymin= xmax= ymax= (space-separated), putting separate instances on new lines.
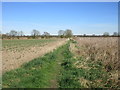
xmin=2 ymin=37 xmax=119 ymax=88
xmin=70 ymin=37 xmax=119 ymax=88
xmin=2 ymin=38 xmax=67 ymax=73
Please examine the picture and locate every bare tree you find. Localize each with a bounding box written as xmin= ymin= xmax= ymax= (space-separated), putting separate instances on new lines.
xmin=113 ymin=32 xmax=118 ymax=36
xmin=83 ymin=34 xmax=86 ymax=36
xmin=92 ymin=33 xmax=96 ymax=36
xmin=43 ymin=32 xmax=50 ymax=36
xmin=58 ymin=30 xmax=64 ymax=36
xmin=103 ymin=32 xmax=109 ymax=36
xmin=9 ymin=30 xmax=18 ymax=36
xmin=118 ymin=32 xmax=120 ymax=36
xmin=31 ymin=29 xmax=40 ymax=37
xmin=64 ymin=29 xmax=73 ymax=37
xmin=58 ymin=30 xmax=64 ymax=38
xmin=6 ymin=33 xmax=9 ymax=36
xmin=18 ymin=31 xmax=24 ymax=36
xmin=43 ymin=32 xmax=50 ymax=38
xmin=0 ymin=31 xmax=1 ymax=39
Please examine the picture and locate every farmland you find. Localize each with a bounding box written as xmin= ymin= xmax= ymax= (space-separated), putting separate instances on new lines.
xmin=2 ymin=38 xmax=67 ymax=73
xmin=2 ymin=37 xmax=119 ymax=88
xmin=2 ymin=1 xmax=119 ymax=89
xmin=70 ymin=37 xmax=119 ymax=88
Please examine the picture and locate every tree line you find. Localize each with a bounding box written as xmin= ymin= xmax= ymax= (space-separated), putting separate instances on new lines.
xmin=1 ymin=29 xmax=119 ymax=39
xmin=2 ymin=29 xmax=73 ymax=38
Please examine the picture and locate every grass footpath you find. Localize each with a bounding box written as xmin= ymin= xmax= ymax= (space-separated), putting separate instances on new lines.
xmin=2 ymin=40 xmax=112 ymax=88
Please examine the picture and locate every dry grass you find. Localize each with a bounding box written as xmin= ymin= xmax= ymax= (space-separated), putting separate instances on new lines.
xmin=73 ymin=37 xmax=119 ymax=88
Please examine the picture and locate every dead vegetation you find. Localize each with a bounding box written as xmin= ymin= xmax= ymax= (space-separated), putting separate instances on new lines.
xmin=72 ymin=37 xmax=119 ymax=88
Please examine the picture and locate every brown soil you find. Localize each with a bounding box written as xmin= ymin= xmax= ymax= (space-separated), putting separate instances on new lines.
xmin=2 ymin=39 xmax=67 ymax=73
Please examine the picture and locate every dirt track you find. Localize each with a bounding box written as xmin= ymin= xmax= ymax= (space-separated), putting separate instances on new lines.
xmin=2 ymin=39 xmax=67 ymax=73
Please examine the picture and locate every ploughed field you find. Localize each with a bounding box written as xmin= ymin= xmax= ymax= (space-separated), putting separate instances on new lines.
xmin=2 ymin=38 xmax=67 ymax=73
xmin=2 ymin=37 xmax=119 ymax=88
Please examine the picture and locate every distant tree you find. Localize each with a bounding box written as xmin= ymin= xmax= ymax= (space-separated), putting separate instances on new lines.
xmin=18 ymin=31 xmax=24 ymax=36
xmin=92 ymin=34 xmax=95 ymax=36
xmin=58 ymin=30 xmax=65 ymax=38
xmin=118 ymin=32 xmax=120 ymax=36
xmin=0 ymin=31 xmax=1 ymax=39
xmin=83 ymin=34 xmax=86 ymax=36
xmin=103 ymin=32 xmax=109 ymax=36
xmin=58 ymin=30 xmax=64 ymax=36
xmin=64 ymin=29 xmax=73 ymax=37
xmin=9 ymin=30 xmax=18 ymax=36
xmin=31 ymin=29 xmax=40 ymax=38
xmin=113 ymin=32 xmax=118 ymax=36
xmin=43 ymin=32 xmax=50 ymax=38
xmin=6 ymin=33 xmax=10 ymax=36
xmin=43 ymin=32 xmax=50 ymax=36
